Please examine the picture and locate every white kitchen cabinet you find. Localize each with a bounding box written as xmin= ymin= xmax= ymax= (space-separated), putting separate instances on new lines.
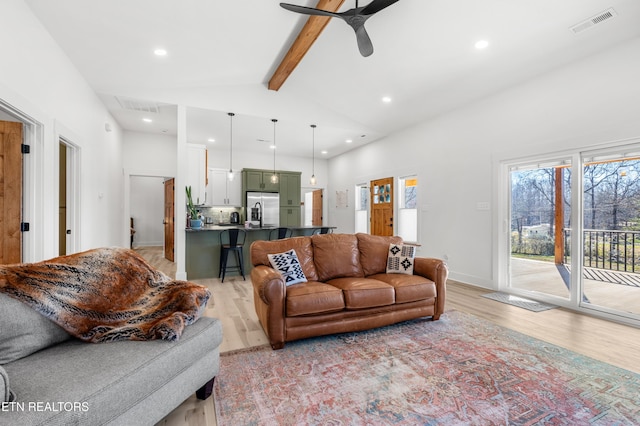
xmin=207 ymin=168 xmax=242 ymax=206
xmin=187 ymin=144 xmax=207 ymax=205
xmin=227 ymin=171 xmax=242 ymax=206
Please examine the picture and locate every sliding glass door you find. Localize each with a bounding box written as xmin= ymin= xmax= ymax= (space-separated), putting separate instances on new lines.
xmin=581 ymin=154 xmax=640 ymax=317
xmin=508 ymin=159 xmax=572 ymax=301
xmin=504 ymin=144 xmax=640 ymax=324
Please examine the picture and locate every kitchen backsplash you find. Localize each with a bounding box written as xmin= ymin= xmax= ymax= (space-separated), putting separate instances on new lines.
xmin=197 ymin=206 xmax=243 ymax=224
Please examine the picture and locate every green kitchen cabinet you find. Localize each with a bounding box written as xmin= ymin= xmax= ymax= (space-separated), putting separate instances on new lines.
xmin=243 ymin=169 xmax=280 ymax=192
xmin=280 ymin=207 xmax=301 ymax=227
xmin=279 ymin=172 xmax=301 ymax=207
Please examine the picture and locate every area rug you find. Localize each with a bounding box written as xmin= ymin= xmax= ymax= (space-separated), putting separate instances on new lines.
xmin=481 ymin=291 xmax=557 ymax=312
xmin=213 ymin=311 xmax=640 ymax=425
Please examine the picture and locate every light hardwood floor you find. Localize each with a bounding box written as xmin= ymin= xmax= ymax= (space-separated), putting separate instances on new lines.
xmin=136 ymin=247 xmax=640 ymax=426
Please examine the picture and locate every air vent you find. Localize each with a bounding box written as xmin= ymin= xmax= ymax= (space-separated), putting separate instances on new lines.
xmin=115 ymin=96 xmax=160 ymax=113
xmin=570 ymin=8 xmax=617 ymax=34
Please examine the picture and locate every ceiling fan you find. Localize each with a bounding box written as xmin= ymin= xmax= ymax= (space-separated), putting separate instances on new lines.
xmin=280 ymin=0 xmax=400 ymax=57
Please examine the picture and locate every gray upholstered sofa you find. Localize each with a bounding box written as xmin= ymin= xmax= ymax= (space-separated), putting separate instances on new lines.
xmin=0 ymin=291 xmax=223 ymax=426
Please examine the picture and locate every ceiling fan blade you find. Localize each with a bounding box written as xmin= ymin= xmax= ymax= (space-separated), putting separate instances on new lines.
xmin=354 ymin=25 xmax=374 ymax=57
xmin=360 ymin=0 xmax=400 ymax=16
xmin=280 ymin=3 xmax=341 ymax=18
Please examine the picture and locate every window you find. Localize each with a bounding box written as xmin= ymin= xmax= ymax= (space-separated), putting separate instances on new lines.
xmin=398 ymin=176 xmax=418 ymax=242
xmin=355 ymin=183 xmax=369 ymax=233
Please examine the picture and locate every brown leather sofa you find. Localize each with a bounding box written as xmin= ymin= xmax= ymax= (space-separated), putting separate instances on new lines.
xmin=250 ymin=233 xmax=448 ymax=349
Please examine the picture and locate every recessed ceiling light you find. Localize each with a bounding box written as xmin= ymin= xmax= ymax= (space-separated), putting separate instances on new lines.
xmin=270 ymin=145 xmax=276 ymax=150
xmin=142 ymin=118 xmax=153 ymax=123
xmin=475 ymin=40 xmax=489 ymax=49
xmin=207 ymin=138 xmax=215 ymax=143
xmin=346 ymin=139 xmax=353 ymax=144
xmin=154 ymin=48 xmax=168 ymax=56
xmin=382 ymin=96 xmax=392 ymax=103
xmin=321 ymin=150 xmax=328 ymax=155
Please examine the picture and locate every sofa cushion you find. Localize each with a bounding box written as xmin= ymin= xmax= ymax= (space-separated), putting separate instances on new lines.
xmin=326 ymin=277 xmax=395 ymax=309
xmin=368 ymin=273 xmax=437 ymax=304
xmin=357 ymin=233 xmax=403 ymax=276
xmin=312 ymin=234 xmax=364 ymax=281
xmin=286 ymin=282 xmax=345 ymax=316
xmin=268 ymin=249 xmax=307 ymax=285
xmin=251 ymin=236 xmax=318 ymax=281
xmin=0 ymin=292 xmax=71 ymax=365
xmin=386 ymin=243 xmax=416 ymax=275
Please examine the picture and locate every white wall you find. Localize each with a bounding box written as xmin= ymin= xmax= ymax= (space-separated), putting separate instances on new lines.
xmin=0 ymin=0 xmax=124 ymax=260
xmin=327 ymin=35 xmax=640 ymax=288
xmin=123 ymin=131 xmax=178 ymax=174
xmin=130 ymin=176 xmax=165 ymax=247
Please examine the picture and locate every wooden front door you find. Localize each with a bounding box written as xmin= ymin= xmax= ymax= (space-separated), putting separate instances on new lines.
xmin=312 ymin=189 xmax=323 ymax=226
xmin=0 ymin=121 xmax=23 ymax=264
xmin=164 ymin=178 xmax=175 ymax=262
xmin=370 ymin=177 xmax=394 ymax=236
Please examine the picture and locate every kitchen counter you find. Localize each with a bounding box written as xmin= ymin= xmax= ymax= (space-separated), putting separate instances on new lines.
xmin=186 ymin=224 xmax=329 ymax=232
xmin=185 ymin=225 xmax=336 ymax=280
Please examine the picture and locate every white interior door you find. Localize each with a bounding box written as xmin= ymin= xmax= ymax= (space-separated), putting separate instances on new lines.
xmin=59 ymin=139 xmax=79 ymax=255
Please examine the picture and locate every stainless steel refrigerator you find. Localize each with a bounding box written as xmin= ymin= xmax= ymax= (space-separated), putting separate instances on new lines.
xmin=246 ymin=192 xmax=280 ymax=227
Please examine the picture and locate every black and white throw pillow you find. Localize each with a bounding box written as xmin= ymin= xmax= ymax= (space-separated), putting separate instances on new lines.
xmin=386 ymin=244 xmax=416 ymax=275
xmin=268 ymin=249 xmax=307 ymax=286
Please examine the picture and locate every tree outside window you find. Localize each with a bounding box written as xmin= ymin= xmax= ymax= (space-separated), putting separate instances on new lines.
xmin=355 ymin=184 xmax=369 ymax=233
xmin=398 ymin=176 xmax=418 ymax=242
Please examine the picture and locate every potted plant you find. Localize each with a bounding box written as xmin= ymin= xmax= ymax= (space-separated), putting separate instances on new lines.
xmin=185 ymin=186 xmax=202 ymax=229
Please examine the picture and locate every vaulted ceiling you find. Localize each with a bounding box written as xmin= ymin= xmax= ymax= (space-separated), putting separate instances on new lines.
xmin=25 ymin=0 xmax=640 ymax=158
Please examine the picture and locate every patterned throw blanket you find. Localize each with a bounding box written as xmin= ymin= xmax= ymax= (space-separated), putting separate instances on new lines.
xmin=0 ymin=248 xmax=210 ymax=342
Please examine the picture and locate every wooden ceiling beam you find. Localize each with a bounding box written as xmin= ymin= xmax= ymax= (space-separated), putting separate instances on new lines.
xmin=268 ymin=0 xmax=346 ymax=91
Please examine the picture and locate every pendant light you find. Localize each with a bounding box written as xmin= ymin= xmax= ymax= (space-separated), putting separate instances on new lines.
xmin=227 ymin=112 xmax=235 ymax=181
xmin=310 ymin=124 xmax=317 ymax=186
xmin=270 ymin=119 xmax=279 ymax=184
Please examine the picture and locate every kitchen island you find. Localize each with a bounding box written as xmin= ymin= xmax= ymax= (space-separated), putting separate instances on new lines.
xmin=185 ymin=225 xmax=335 ymax=280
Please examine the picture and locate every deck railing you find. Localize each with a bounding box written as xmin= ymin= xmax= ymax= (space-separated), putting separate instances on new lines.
xmin=564 ymin=228 xmax=640 ymax=273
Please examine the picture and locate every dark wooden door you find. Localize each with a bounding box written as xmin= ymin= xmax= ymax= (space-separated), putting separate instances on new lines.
xmin=370 ymin=177 xmax=394 ymax=236
xmin=164 ymin=178 xmax=175 ymax=262
xmin=0 ymin=121 xmax=23 ymax=264
xmin=312 ymin=189 xmax=323 ymax=226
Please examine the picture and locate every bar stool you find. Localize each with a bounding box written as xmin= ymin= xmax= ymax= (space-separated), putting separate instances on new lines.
xmin=269 ymin=227 xmax=292 ymax=240
xmin=312 ymin=227 xmax=333 ymax=235
xmin=219 ymin=229 xmax=246 ymax=282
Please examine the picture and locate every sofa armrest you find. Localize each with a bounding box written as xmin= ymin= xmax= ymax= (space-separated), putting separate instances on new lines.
xmin=1 ymin=365 xmax=11 ymax=403
xmin=250 ymin=265 xmax=287 ymax=349
xmin=251 ymin=265 xmax=285 ymax=305
xmin=413 ymin=257 xmax=448 ymax=320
